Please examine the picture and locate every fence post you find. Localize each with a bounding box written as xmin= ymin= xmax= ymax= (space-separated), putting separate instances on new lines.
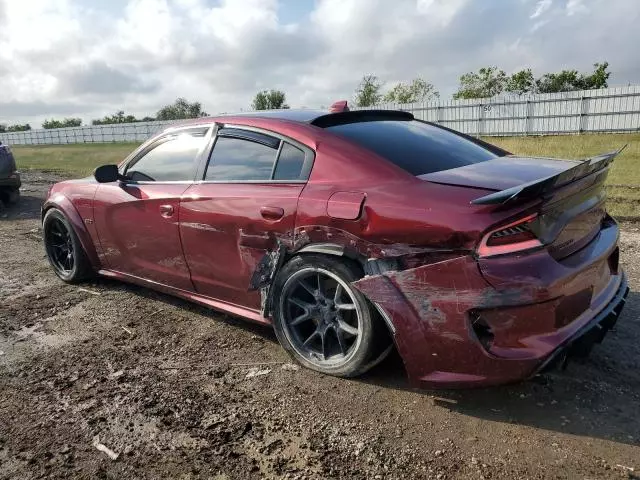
xmin=524 ymin=100 xmax=533 ymax=136
xmin=477 ymin=102 xmax=485 ymax=137
xmin=578 ymin=95 xmax=589 ymax=133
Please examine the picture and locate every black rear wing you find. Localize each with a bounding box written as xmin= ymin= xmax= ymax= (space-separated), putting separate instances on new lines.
xmin=471 ymin=148 xmax=625 ymax=206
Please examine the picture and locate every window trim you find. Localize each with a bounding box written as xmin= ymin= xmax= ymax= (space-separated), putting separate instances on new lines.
xmin=200 ymin=123 xmax=315 ymax=184
xmin=119 ymin=125 xmax=214 ymax=185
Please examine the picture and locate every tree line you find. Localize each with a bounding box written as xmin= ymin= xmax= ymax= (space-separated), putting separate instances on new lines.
xmin=0 ymin=62 xmax=612 ymax=131
xmin=354 ymin=62 xmax=611 ymax=106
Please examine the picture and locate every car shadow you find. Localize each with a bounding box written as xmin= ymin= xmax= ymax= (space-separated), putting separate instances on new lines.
xmin=357 ymin=288 xmax=640 ymax=448
xmin=0 ymin=195 xmax=43 ymax=221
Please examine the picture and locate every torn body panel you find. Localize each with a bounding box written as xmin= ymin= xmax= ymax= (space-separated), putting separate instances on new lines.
xmin=353 ymin=222 xmax=626 ymax=388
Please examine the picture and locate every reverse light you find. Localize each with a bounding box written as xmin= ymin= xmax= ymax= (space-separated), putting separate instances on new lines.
xmin=477 ymin=214 xmax=542 ymax=257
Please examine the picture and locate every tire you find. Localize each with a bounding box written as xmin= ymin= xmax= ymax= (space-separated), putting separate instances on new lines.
xmin=272 ymin=254 xmax=390 ymax=378
xmin=6 ymin=187 xmax=19 ymax=205
xmin=43 ymin=208 xmax=93 ymax=283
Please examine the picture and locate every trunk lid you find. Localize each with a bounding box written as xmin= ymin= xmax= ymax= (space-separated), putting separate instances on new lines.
xmin=419 ymin=156 xmax=580 ymax=192
xmin=420 ymin=151 xmax=623 ymax=260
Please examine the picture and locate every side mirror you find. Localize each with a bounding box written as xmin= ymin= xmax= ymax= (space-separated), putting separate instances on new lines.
xmin=94 ymin=164 xmax=121 ymax=183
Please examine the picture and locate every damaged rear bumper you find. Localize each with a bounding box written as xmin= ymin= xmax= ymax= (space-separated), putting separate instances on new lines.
xmin=353 ymin=222 xmax=627 ymax=389
xmin=535 ymin=274 xmax=629 ymax=374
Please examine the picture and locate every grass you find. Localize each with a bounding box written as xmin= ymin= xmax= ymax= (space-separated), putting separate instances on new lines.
xmin=11 ymin=133 xmax=640 ymax=217
xmin=486 ymin=133 xmax=640 ymax=218
xmin=13 ymin=143 xmax=140 ymax=178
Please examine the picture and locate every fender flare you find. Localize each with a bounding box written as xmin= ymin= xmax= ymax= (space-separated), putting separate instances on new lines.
xmin=42 ymin=197 xmax=101 ymax=271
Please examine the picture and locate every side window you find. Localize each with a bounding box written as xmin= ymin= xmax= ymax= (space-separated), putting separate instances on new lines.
xmin=126 ymin=130 xmax=207 ymax=182
xmin=273 ymin=143 xmax=306 ymax=181
xmin=205 ymin=136 xmax=278 ymax=181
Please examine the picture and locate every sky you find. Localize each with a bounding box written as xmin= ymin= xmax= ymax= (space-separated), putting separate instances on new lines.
xmin=1 ymin=0 xmax=639 ymax=127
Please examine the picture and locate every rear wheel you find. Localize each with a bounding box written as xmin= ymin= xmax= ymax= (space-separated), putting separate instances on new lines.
xmin=0 ymin=187 xmax=19 ymax=205
xmin=43 ymin=208 xmax=92 ymax=283
xmin=272 ymin=254 xmax=390 ymax=378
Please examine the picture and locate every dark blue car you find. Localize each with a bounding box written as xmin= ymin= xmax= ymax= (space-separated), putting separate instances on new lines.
xmin=0 ymin=141 xmax=20 ymax=205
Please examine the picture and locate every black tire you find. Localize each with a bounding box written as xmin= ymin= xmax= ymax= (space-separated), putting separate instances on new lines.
xmin=0 ymin=187 xmax=19 ymax=205
xmin=6 ymin=187 xmax=19 ymax=205
xmin=272 ymin=254 xmax=390 ymax=378
xmin=43 ymin=208 xmax=93 ymax=283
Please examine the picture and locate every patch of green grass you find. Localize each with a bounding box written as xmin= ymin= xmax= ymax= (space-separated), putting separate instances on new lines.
xmin=13 ymin=143 xmax=141 ymax=178
xmin=485 ymin=133 xmax=640 ymax=218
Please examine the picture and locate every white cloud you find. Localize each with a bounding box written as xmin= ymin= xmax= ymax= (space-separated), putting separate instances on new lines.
xmin=566 ymin=0 xmax=589 ymax=15
xmin=531 ymin=0 xmax=553 ymax=19
xmin=0 ymin=0 xmax=639 ymax=127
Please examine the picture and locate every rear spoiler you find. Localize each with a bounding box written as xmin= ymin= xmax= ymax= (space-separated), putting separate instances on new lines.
xmin=471 ymin=147 xmax=626 ymax=205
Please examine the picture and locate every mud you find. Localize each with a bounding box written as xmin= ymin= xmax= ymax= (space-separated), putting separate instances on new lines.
xmin=1 ymin=171 xmax=639 ymax=479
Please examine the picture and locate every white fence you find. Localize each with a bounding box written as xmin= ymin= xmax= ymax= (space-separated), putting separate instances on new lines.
xmin=0 ymin=120 xmax=176 ymax=146
xmin=357 ymin=85 xmax=640 ymax=136
xmin=2 ymin=85 xmax=640 ymax=146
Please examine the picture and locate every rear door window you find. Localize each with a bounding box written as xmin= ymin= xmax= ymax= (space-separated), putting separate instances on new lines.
xmin=325 ymin=120 xmax=498 ymax=175
xmin=205 ymin=136 xmax=278 ymax=181
xmin=205 ymin=128 xmax=312 ymax=182
xmin=273 ymin=143 xmax=306 ymax=181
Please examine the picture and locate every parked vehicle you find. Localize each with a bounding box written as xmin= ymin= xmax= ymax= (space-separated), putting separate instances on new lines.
xmin=42 ymin=108 xmax=628 ymax=388
xmin=0 ymin=141 xmax=20 ymax=205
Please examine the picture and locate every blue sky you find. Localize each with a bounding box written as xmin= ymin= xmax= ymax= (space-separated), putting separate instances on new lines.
xmin=1 ymin=0 xmax=639 ymax=127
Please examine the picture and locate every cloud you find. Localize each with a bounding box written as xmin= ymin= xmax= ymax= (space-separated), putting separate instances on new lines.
xmin=531 ymin=0 xmax=553 ymax=19
xmin=0 ymin=0 xmax=639 ymax=127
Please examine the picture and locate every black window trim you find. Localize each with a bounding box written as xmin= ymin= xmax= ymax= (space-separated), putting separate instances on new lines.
xmin=120 ymin=125 xmax=214 ymax=185
xmin=200 ymin=123 xmax=315 ymax=184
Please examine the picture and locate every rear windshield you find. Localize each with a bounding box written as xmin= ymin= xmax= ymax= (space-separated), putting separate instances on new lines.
xmin=326 ymin=120 xmax=498 ymax=175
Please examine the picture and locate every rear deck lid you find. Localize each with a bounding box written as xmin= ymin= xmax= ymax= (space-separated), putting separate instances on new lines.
xmin=419 ymin=156 xmax=580 ymax=191
xmin=422 ymin=150 xmax=624 ymax=260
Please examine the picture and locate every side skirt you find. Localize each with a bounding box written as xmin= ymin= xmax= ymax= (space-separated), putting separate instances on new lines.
xmin=98 ymin=269 xmax=272 ymax=326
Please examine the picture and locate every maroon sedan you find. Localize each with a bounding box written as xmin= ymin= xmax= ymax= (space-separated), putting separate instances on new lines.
xmin=42 ymin=109 xmax=628 ymax=388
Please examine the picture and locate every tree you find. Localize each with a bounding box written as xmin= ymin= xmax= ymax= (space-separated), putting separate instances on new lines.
xmin=505 ymin=69 xmax=535 ymax=95
xmin=578 ymin=62 xmax=610 ymax=89
xmin=536 ymin=62 xmax=611 ymax=93
xmin=42 ymin=118 xmax=82 ymax=129
xmin=92 ymin=111 xmax=140 ymax=125
xmin=354 ymin=75 xmax=384 ymax=107
xmin=384 ymin=78 xmax=439 ymax=104
xmin=156 ymin=98 xmax=208 ymax=121
xmin=0 ymin=125 xmax=5 ymax=133
xmin=453 ymin=67 xmax=507 ymax=99
xmin=535 ymin=70 xmax=580 ymax=93
xmin=252 ymin=90 xmax=288 ymax=110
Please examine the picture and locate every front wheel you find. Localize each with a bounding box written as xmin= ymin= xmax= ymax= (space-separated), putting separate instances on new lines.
xmin=43 ymin=208 xmax=93 ymax=283
xmin=272 ymin=254 xmax=390 ymax=378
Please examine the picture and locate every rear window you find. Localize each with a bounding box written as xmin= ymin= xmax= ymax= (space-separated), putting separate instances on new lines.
xmin=326 ymin=120 xmax=498 ymax=175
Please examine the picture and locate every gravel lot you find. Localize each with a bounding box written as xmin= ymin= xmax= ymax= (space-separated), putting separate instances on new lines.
xmin=1 ymin=171 xmax=639 ymax=479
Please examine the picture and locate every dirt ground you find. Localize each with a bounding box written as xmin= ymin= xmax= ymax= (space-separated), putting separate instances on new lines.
xmin=1 ymin=171 xmax=639 ymax=480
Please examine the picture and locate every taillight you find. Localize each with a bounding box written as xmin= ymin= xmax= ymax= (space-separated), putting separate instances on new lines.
xmin=477 ymin=214 xmax=542 ymax=257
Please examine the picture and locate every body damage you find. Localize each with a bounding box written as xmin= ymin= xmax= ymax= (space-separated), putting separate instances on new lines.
xmin=352 ymin=218 xmax=625 ymax=388
xmin=40 ymin=110 xmax=629 ymax=388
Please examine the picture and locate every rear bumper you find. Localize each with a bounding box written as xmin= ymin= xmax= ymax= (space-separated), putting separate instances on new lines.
xmin=353 ymin=221 xmax=627 ymax=389
xmin=0 ymin=172 xmax=21 ymax=189
xmin=535 ymin=273 xmax=629 ymax=374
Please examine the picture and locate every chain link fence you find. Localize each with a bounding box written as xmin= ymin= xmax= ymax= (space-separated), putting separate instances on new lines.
xmin=2 ymin=86 xmax=640 ymax=146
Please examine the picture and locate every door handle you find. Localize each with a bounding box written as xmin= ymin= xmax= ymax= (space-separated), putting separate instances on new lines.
xmin=159 ymin=204 xmax=175 ymax=218
xmin=260 ymin=206 xmax=285 ymax=221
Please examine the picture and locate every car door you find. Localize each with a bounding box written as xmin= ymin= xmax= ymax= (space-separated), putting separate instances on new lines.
xmin=93 ymin=126 xmax=212 ymax=291
xmin=180 ymin=126 xmax=314 ymax=311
